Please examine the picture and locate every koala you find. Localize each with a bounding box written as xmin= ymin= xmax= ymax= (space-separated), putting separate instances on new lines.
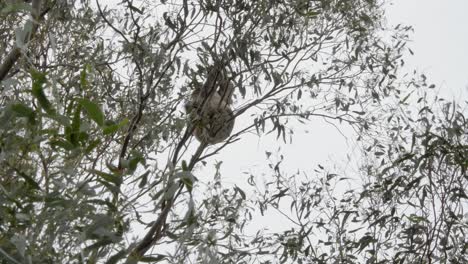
xmin=185 ymin=65 xmax=235 ymax=145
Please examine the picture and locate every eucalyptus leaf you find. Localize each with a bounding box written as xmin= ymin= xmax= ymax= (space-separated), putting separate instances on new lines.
xmin=78 ymin=98 xmax=105 ymax=127
xmin=31 ymin=71 xmax=55 ymax=115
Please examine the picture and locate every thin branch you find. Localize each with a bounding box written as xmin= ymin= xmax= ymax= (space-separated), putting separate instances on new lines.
xmin=128 ymin=188 xmax=178 ymax=259
xmin=96 ymin=0 xmax=130 ymax=44
xmin=0 ymin=248 xmax=21 ymax=264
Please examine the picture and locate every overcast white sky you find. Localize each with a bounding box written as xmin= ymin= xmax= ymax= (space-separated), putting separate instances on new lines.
xmin=387 ymin=0 xmax=468 ymax=99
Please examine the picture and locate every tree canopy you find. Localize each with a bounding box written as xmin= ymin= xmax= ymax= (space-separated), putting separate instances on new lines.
xmin=0 ymin=0 xmax=466 ymax=263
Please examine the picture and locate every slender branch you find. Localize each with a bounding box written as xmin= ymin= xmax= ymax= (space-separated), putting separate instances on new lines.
xmin=0 ymin=248 xmax=21 ymax=264
xmin=188 ymin=142 xmax=208 ymax=170
xmin=0 ymin=49 xmax=22 ymax=81
xmin=96 ymin=0 xmax=130 ymax=44
xmin=128 ymin=188 xmax=178 ymax=259
xmin=198 ymin=111 xmax=355 ymax=162
xmin=127 ymin=138 xmax=207 ymax=261
xmin=118 ymin=98 xmax=146 ymax=169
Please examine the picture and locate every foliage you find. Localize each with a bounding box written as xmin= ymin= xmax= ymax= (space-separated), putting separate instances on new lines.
xmin=250 ymin=94 xmax=467 ymax=263
xmin=1 ymin=0 xmax=465 ymax=263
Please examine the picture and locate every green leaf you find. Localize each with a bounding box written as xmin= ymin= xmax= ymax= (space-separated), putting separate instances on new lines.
xmin=0 ymin=2 xmax=32 ymax=15
xmin=305 ymin=10 xmax=319 ymax=17
xmin=77 ymin=131 xmax=89 ymax=142
xmin=408 ymin=214 xmax=426 ymax=223
xmin=138 ymin=170 xmax=150 ymax=188
xmin=181 ymin=160 xmax=188 ymax=171
xmin=234 ymin=186 xmax=246 ymax=200
xmin=140 ymin=255 xmax=167 ymax=262
xmin=11 ymin=103 xmax=36 ymax=124
xmin=11 ymin=234 xmax=26 ymax=258
xmin=128 ymin=152 xmax=145 ymax=172
xmin=85 ymin=139 xmax=101 ymax=154
xmin=31 ymin=70 xmax=55 ymax=115
xmin=83 ymin=239 xmax=114 ymax=253
xmin=11 ymin=103 xmax=34 ymax=117
xmin=106 ymin=250 xmax=127 ymax=264
xmin=50 ymin=114 xmax=70 ymax=126
xmin=68 ymin=104 xmax=82 ymax=146
xmin=44 ymin=195 xmax=70 ymax=208
xmin=178 ymin=171 xmax=195 ymax=192
xmin=50 ymin=139 xmax=76 ymax=151
xmin=80 ymin=65 xmax=89 ymax=89
xmin=78 ymin=98 xmax=105 ymax=126
xmin=13 ymin=168 xmax=41 ymax=190
xmin=128 ymin=4 xmax=143 ymax=14
xmin=103 ymin=118 xmax=129 ymax=135
xmin=89 ymin=169 xmax=122 ymax=186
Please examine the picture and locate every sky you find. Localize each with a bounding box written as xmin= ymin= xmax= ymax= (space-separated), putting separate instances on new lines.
xmin=386 ymin=0 xmax=468 ymax=99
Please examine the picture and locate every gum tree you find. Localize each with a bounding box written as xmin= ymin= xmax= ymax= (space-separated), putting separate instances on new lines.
xmin=0 ymin=0 xmax=418 ymax=263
